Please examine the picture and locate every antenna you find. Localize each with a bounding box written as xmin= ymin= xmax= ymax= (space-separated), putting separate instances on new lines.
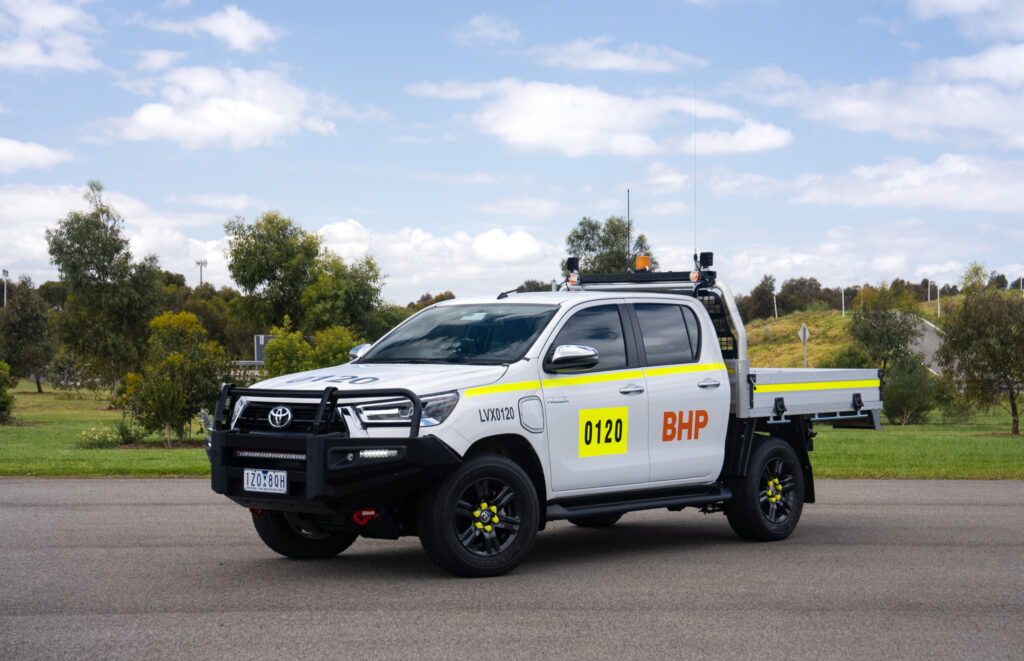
xmin=626 ymin=188 xmax=631 ymax=268
xmin=693 ymin=70 xmax=698 ymax=264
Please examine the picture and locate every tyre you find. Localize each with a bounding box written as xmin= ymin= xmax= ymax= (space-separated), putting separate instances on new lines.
xmin=568 ymin=512 xmax=623 ymax=528
xmin=251 ymin=510 xmax=357 ymax=559
xmin=418 ymin=454 xmax=539 ymax=578
xmin=725 ymin=437 xmax=805 ymax=541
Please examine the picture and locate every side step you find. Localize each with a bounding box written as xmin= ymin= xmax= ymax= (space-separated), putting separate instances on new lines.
xmin=546 ymin=485 xmax=732 ymax=521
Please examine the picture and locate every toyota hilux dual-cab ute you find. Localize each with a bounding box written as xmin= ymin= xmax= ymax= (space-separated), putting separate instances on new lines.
xmin=207 ymin=253 xmax=882 ymax=577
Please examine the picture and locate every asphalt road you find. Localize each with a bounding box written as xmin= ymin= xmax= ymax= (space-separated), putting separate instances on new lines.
xmin=2 ymin=479 xmax=1022 ymax=660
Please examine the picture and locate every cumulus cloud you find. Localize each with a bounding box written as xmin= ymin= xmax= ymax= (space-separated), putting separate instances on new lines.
xmin=94 ymin=66 xmax=383 ymax=149
xmin=135 ymin=49 xmax=187 ymax=71
xmin=319 ymin=219 xmax=562 ymax=302
xmin=0 ymin=137 xmax=72 ymax=173
xmin=725 ymin=62 xmax=1024 ymax=148
xmin=712 ymin=153 xmax=1024 ymax=214
xmin=527 ymin=37 xmax=706 ymax=72
xmin=408 ymin=78 xmax=790 ymax=157
xmin=167 ymin=192 xmax=263 ymax=211
xmin=908 ymin=0 xmax=1024 ymax=39
xmin=921 ymin=42 xmax=1024 ymax=88
xmin=144 ymin=5 xmax=283 ymax=52
xmin=645 ymin=162 xmax=689 ymax=194
xmin=452 ymin=14 xmax=519 ymax=46
xmin=0 ymin=0 xmax=101 ymax=71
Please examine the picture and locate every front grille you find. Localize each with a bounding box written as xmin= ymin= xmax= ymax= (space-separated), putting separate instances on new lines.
xmin=234 ymin=402 xmax=348 ymax=434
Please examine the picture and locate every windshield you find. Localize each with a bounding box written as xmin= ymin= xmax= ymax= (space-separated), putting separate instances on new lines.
xmin=361 ymin=304 xmax=558 ymax=365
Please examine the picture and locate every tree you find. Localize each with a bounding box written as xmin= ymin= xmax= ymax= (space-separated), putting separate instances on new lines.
xmin=988 ymin=271 xmax=1008 ymax=289
xmin=408 ymin=291 xmax=455 ymax=310
xmin=881 ymin=354 xmax=936 ymax=425
xmin=129 ymin=312 xmax=229 ymax=446
xmin=45 ymin=181 xmax=161 ymax=391
xmin=777 ymin=277 xmax=822 ymax=314
xmin=516 ymin=279 xmax=551 ymax=293
xmin=0 ymin=277 xmax=54 ymax=392
xmin=738 ymin=275 xmax=776 ymax=322
xmin=36 ymin=281 xmax=67 ymax=310
xmin=224 ymin=211 xmax=322 ymax=329
xmin=300 ymin=254 xmax=385 ymax=337
xmin=563 ymin=216 xmax=657 ymax=274
xmin=263 ymin=317 xmax=364 ymax=377
xmin=848 ymin=283 xmax=922 ymax=371
xmin=937 ymin=263 xmax=1024 ymax=435
xmin=0 ymin=361 xmax=15 ymax=424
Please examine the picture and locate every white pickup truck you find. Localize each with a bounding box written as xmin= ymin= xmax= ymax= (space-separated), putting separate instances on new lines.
xmin=207 ymin=254 xmax=882 ymax=577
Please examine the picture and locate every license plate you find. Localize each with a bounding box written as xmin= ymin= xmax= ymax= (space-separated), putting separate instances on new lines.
xmin=243 ymin=469 xmax=287 ymax=494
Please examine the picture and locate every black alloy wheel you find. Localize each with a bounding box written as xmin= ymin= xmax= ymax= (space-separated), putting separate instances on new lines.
xmin=725 ymin=437 xmax=805 ymax=541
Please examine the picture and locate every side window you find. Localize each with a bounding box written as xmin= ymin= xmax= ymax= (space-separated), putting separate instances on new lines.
xmin=549 ymin=305 xmax=627 ymax=372
xmin=682 ymin=306 xmax=701 ymax=361
xmin=634 ymin=304 xmax=697 ymax=365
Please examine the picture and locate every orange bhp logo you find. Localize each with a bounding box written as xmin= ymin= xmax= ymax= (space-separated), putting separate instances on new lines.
xmin=662 ymin=410 xmax=709 ymax=441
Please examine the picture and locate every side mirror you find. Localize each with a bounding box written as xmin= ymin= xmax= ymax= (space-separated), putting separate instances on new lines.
xmin=546 ymin=344 xmax=599 ymax=372
xmin=348 ymin=343 xmax=371 ymax=362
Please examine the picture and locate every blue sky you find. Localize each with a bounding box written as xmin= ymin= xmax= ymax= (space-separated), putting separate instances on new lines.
xmin=2 ymin=0 xmax=1023 ymax=304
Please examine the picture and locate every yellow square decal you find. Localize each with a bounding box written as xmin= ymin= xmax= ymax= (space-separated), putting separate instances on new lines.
xmin=578 ymin=407 xmax=628 ymax=457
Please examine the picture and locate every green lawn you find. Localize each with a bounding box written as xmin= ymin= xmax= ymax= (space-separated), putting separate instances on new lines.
xmin=0 ymin=388 xmax=208 ymax=477
xmin=1 ymin=387 xmax=1021 ymax=479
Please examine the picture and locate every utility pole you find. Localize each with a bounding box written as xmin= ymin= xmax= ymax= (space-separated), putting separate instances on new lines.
xmin=841 ymin=287 xmax=845 ymax=317
xmin=773 ymin=293 xmax=778 ymax=318
xmin=195 ymin=259 xmax=208 ymax=286
xmin=626 ymin=189 xmax=631 ymax=268
xmin=2 ymin=269 xmax=7 ymax=308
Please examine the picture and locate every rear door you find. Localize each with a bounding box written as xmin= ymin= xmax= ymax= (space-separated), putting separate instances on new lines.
xmin=630 ymin=301 xmax=730 ymax=483
xmin=542 ymin=303 xmax=649 ymax=492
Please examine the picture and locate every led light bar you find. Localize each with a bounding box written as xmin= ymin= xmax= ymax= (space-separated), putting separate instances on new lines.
xmin=359 ymin=449 xmax=399 ymax=459
xmin=234 ymin=450 xmax=307 ymax=461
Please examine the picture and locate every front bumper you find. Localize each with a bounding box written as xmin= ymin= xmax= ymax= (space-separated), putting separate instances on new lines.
xmin=207 ymin=429 xmax=461 ymax=514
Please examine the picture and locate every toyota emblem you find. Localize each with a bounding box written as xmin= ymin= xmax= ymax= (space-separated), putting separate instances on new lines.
xmin=267 ymin=406 xmax=293 ymax=429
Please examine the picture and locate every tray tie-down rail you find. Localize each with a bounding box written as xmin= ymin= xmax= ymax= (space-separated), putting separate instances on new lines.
xmin=213 ymin=383 xmax=423 ymax=437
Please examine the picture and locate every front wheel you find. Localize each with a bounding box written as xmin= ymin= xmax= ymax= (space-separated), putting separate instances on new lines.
xmin=418 ymin=455 xmax=539 ymax=577
xmin=725 ymin=438 xmax=805 ymax=541
xmin=251 ymin=510 xmax=357 ymax=559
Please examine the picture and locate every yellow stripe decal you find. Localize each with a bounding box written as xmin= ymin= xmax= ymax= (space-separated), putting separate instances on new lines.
xmin=754 ymin=379 xmax=880 ymax=393
xmin=465 ymin=380 xmax=541 ymax=397
xmin=644 ymin=362 xmax=726 ymax=378
xmin=542 ymin=370 xmax=644 ymax=388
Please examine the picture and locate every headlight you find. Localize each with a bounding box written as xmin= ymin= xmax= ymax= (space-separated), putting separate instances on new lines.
xmin=230 ymin=397 xmax=248 ymax=429
xmin=356 ymin=391 xmax=459 ymax=428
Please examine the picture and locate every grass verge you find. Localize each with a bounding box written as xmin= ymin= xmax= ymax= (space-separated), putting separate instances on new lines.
xmin=1 ymin=387 xmax=1021 ymax=479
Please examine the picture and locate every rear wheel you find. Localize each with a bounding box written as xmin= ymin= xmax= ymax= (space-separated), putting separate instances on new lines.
xmin=568 ymin=512 xmax=623 ymax=528
xmin=725 ymin=438 xmax=804 ymax=541
xmin=251 ymin=510 xmax=357 ymax=559
xmin=418 ymin=455 xmax=539 ymax=577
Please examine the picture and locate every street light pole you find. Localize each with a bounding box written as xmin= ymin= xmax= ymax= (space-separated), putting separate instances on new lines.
xmin=195 ymin=259 xmax=208 ymax=287
xmin=773 ymin=293 xmax=778 ymax=318
xmin=2 ymin=269 xmax=7 ymax=308
xmin=841 ymin=287 xmax=845 ymax=317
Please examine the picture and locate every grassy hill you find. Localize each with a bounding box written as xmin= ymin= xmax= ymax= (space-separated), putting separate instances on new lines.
xmin=743 ymin=308 xmax=855 ymax=368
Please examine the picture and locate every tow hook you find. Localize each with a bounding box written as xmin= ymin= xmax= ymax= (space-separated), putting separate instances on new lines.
xmin=352 ymin=508 xmax=380 ymax=526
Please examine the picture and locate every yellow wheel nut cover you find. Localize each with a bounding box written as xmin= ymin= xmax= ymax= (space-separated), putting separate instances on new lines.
xmin=489 ymin=505 xmax=497 ymax=513
xmin=475 ymin=521 xmax=483 ymax=529
xmin=473 ymin=510 xmax=481 ymax=517
xmin=484 ymin=525 xmax=492 ymax=532
xmin=481 ymin=502 xmax=488 ymax=509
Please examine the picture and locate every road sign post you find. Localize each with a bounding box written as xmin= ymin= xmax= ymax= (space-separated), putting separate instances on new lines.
xmin=798 ymin=323 xmax=809 ymax=368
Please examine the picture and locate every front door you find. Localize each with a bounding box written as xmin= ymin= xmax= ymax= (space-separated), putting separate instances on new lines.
xmin=543 ymin=304 xmax=649 ymax=492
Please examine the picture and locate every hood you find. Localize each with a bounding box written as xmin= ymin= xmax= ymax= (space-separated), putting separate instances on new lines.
xmin=253 ymin=362 xmax=509 ymax=396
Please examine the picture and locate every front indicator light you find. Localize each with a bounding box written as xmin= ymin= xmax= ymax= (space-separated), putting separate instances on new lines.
xmin=359 ymin=449 xmax=400 ymax=459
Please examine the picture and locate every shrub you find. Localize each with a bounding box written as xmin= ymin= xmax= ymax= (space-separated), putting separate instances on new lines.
xmin=882 ymin=354 xmax=936 ymax=425
xmin=76 ymin=426 xmax=121 ymax=449
xmin=0 ymin=361 xmax=15 ymax=424
xmin=818 ymin=344 xmax=871 ymax=369
xmin=933 ymin=375 xmax=976 ymax=424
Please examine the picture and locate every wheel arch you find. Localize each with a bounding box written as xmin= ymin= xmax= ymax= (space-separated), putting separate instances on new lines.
xmin=724 ymin=416 xmax=815 ymax=504
xmin=465 ymin=433 xmax=548 ymax=527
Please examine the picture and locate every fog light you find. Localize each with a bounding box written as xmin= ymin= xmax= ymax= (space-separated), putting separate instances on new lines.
xmin=359 ymin=449 xmax=399 ymax=459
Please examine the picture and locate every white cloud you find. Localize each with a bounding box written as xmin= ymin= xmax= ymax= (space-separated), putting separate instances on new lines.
xmin=726 ymin=63 xmax=1024 ymax=148
xmin=135 ymin=49 xmax=187 ymax=71
xmin=319 ymin=219 xmax=561 ymax=302
xmin=0 ymin=0 xmax=101 ymax=71
xmin=921 ymin=42 xmax=1024 ymax=87
xmin=713 ymin=153 xmax=1024 ymax=214
xmin=642 ymin=200 xmax=688 ymax=216
xmin=908 ymin=0 xmax=1024 ymax=39
xmin=145 ymin=5 xmax=282 ymax=52
xmin=478 ymin=195 xmax=561 ymax=219
xmin=452 ymin=14 xmax=519 ymax=46
xmin=416 ymin=171 xmax=503 ymax=185
xmin=527 ymin=37 xmax=706 ymax=72
xmin=408 ymin=78 xmax=789 ymax=157
xmin=0 ymin=137 xmax=72 ymax=173
xmin=167 ymin=192 xmax=262 ymax=211
xmin=645 ymin=162 xmax=689 ymax=194
xmin=95 ymin=66 xmax=380 ymax=149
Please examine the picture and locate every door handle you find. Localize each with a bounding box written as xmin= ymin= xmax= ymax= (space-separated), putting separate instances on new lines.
xmin=619 ymin=384 xmax=645 ymax=395
xmin=697 ymin=378 xmax=721 ymax=389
